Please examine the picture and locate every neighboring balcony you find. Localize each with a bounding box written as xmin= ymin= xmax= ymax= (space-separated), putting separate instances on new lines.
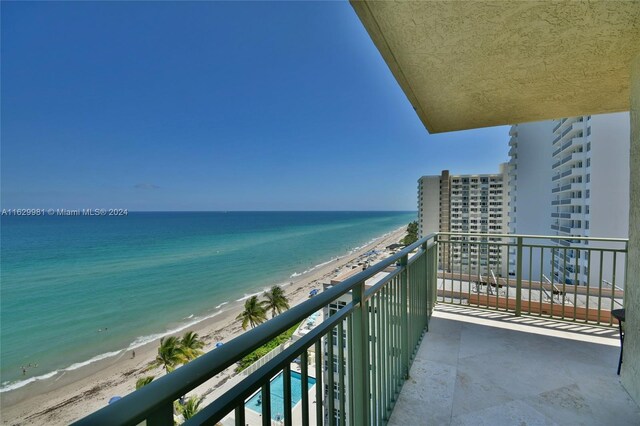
xmin=552 ymin=136 xmax=584 ymax=157
xmin=552 ymin=182 xmax=583 ymax=194
xmin=552 ymin=151 xmax=585 ymax=170
xmin=75 ymin=233 xmax=634 ymax=426
xmin=552 ymin=167 xmax=579 ymax=182
xmin=552 ymin=121 xmax=582 ymax=145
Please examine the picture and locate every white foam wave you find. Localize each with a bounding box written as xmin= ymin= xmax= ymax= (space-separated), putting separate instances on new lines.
xmin=0 ymin=371 xmax=58 ymax=393
xmin=236 ymin=291 xmax=263 ymax=302
xmin=127 ymin=310 xmax=224 ymax=351
xmin=289 ymin=257 xmax=339 ymax=278
xmin=1 ymin=309 xmax=226 ymax=394
xmin=66 ymin=350 xmax=124 ymax=371
xmin=0 ymin=228 xmax=403 ymax=394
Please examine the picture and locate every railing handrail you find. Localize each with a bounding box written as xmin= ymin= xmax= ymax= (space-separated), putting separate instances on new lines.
xmin=188 ymin=297 xmax=358 ymax=425
xmin=437 ymin=232 xmax=628 ymax=244
xmin=74 ymin=233 xmax=437 ymax=426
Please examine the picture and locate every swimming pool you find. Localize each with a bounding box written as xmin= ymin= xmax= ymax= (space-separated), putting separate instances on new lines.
xmin=245 ymin=370 xmax=316 ymax=420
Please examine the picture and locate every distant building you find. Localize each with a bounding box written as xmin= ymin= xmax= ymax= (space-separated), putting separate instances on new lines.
xmin=321 ymin=266 xmax=394 ymax=425
xmin=417 ymin=165 xmax=509 ymax=277
xmin=507 ymin=112 xmax=630 ymax=285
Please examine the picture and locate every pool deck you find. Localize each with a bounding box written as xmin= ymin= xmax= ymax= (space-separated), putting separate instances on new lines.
xmin=219 ymin=361 xmax=319 ymax=426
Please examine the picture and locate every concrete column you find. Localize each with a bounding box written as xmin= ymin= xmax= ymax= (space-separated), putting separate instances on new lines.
xmin=622 ymin=53 xmax=640 ymax=404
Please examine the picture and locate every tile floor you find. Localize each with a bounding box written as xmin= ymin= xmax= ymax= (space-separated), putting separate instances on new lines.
xmin=388 ymin=304 xmax=640 ymax=426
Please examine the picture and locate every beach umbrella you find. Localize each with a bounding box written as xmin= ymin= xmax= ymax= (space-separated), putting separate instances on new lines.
xmin=215 ymin=342 xmax=224 ymax=348
xmin=108 ymin=396 xmax=122 ymax=404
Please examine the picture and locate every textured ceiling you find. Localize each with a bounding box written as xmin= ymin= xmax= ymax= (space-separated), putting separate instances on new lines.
xmin=350 ymin=1 xmax=640 ymax=133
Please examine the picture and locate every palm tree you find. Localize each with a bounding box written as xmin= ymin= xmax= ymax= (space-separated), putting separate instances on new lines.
xmin=180 ymin=331 xmax=205 ymax=361
xmin=135 ymin=376 xmax=154 ymax=390
xmin=236 ymin=296 xmax=267 ymax=330
xmin=262 ymin=285 xmax=290 ymax=318
xmin=155 ymin=336 xmax=188 ymax=373
xmin=176 ymin=395 xmax=203 ymax=421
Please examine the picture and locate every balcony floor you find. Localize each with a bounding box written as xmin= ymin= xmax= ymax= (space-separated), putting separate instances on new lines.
xmin=389 ymin=305 xmax=639 ymax=426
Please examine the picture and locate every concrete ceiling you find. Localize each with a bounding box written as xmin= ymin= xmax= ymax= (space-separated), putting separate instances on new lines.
xmin=350 ymin=1 xmax=640 ymax=133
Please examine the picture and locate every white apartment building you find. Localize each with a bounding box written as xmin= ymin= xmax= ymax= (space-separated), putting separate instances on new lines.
xmin=417 ymin=166 xmax=509 ymax=277
xmin=508 ymin=112 xmax=630 ymax=286
xmin=321 ymin=268 xmax=393 ymax=425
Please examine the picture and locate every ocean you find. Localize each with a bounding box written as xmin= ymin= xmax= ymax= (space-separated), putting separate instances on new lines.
xmin=0 ymin=211 xmax=414 ymax=391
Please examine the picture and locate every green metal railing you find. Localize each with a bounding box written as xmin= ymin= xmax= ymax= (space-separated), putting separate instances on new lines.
xmin=74 ymin=231 xmax=625 ymax=425
xmin=436 ymin=233 xmax=627 ymax=326
xmin=75 ymin=234 xmax=438 ymax=426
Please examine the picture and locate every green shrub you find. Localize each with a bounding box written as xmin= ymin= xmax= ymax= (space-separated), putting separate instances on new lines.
xmin=402 ymin=221 xmax=419 ymax=246
xmin=235 ymin=322 xmax=300 ymax=372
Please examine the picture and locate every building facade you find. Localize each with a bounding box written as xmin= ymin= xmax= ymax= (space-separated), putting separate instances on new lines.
xmin=508 ymin=112 xmax=630 ymax=286
xmin=417 ymin=166 xmax=509 ymax=277
xmin=321 ymin=268 xmax=393 ymax=425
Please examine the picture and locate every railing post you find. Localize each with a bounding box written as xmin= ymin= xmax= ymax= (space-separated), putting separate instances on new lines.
xmin=433 ymin=240 xmax=438 ymax=310
xmin=400 ymin=254 xmax=409 ymax=379
xmin=351 ymin=280 xmax=370 ymax=425
xmin=422 ymin=241 xmax=430 ymax=328
xmin=515 ymin=236 xmax=523 ymax=316
xmin=146 ymin=402 xmax=174 ymax=426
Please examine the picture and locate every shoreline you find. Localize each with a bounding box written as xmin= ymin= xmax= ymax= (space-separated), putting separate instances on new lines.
xmin=0 ymin=226 xmax=407 ymax=425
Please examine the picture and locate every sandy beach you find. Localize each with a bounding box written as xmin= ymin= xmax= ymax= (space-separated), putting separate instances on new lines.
xmin=0 ymin=226 xmax=407 ymax=425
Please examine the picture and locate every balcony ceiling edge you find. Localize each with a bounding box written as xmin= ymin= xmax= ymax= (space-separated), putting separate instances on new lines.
xmin=350 ymin=1 xmax=640 ymax=133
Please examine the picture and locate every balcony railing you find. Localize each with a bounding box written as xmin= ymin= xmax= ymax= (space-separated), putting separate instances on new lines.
xmin=552 ymin=168 xmax=575 ymax=181
xmin=75 ymin=232 xmax=627 ymax=425
xmin=552 ymin=136 xmax=583 ymax=157
xmin=552 ymin=118 xmax=566 ymax=133
xmin=75 ymin=235 xmax=439 ymax=426
xmin=437 ymin=233 xmax=626 ymax=326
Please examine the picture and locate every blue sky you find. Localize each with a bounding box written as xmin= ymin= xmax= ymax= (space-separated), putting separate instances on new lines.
xmin=1 ymin=1 xmax=509 ymax=211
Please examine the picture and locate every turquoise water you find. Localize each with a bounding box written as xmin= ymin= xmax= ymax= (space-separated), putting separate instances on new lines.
xmin=0 ymin=211 xmax=414 ymax=390
xmin=245 ymin=370 xmax=316 ymax=420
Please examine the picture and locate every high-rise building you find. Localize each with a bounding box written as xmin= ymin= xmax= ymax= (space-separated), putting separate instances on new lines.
xmin=321 ymin=268 xmax=393 ymax=425
xmin=417 ymin=166 xmax=509 ymax=276
xmin=508 ymin=112 xmax=630 ymax=285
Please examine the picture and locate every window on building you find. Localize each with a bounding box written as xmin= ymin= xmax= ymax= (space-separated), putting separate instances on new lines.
xmin=333 ymin=409 xmax=341 ymax=424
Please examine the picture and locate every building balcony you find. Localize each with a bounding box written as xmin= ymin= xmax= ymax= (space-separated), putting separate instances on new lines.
xmin=551 ymin=224 xmax=572 ymax=233
xmin=552 ymin=151 xmax=585 ymax=170
xmin=551 ymin=199 xmax=572 ymax=206
xmin=552 ymin=118 xmax=567 ymax=133
xmin=552 ymin=167 xmax=579 ymax=182
xmin=552 ymin=121 xmax=582 ymax=146
xmin=76 ymin=233 xmax=632 ymax=426
xmin=554 ymin=224 xmax=572 ymax=234
xmin=552 ymin=136 xmax=584 ymax=157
